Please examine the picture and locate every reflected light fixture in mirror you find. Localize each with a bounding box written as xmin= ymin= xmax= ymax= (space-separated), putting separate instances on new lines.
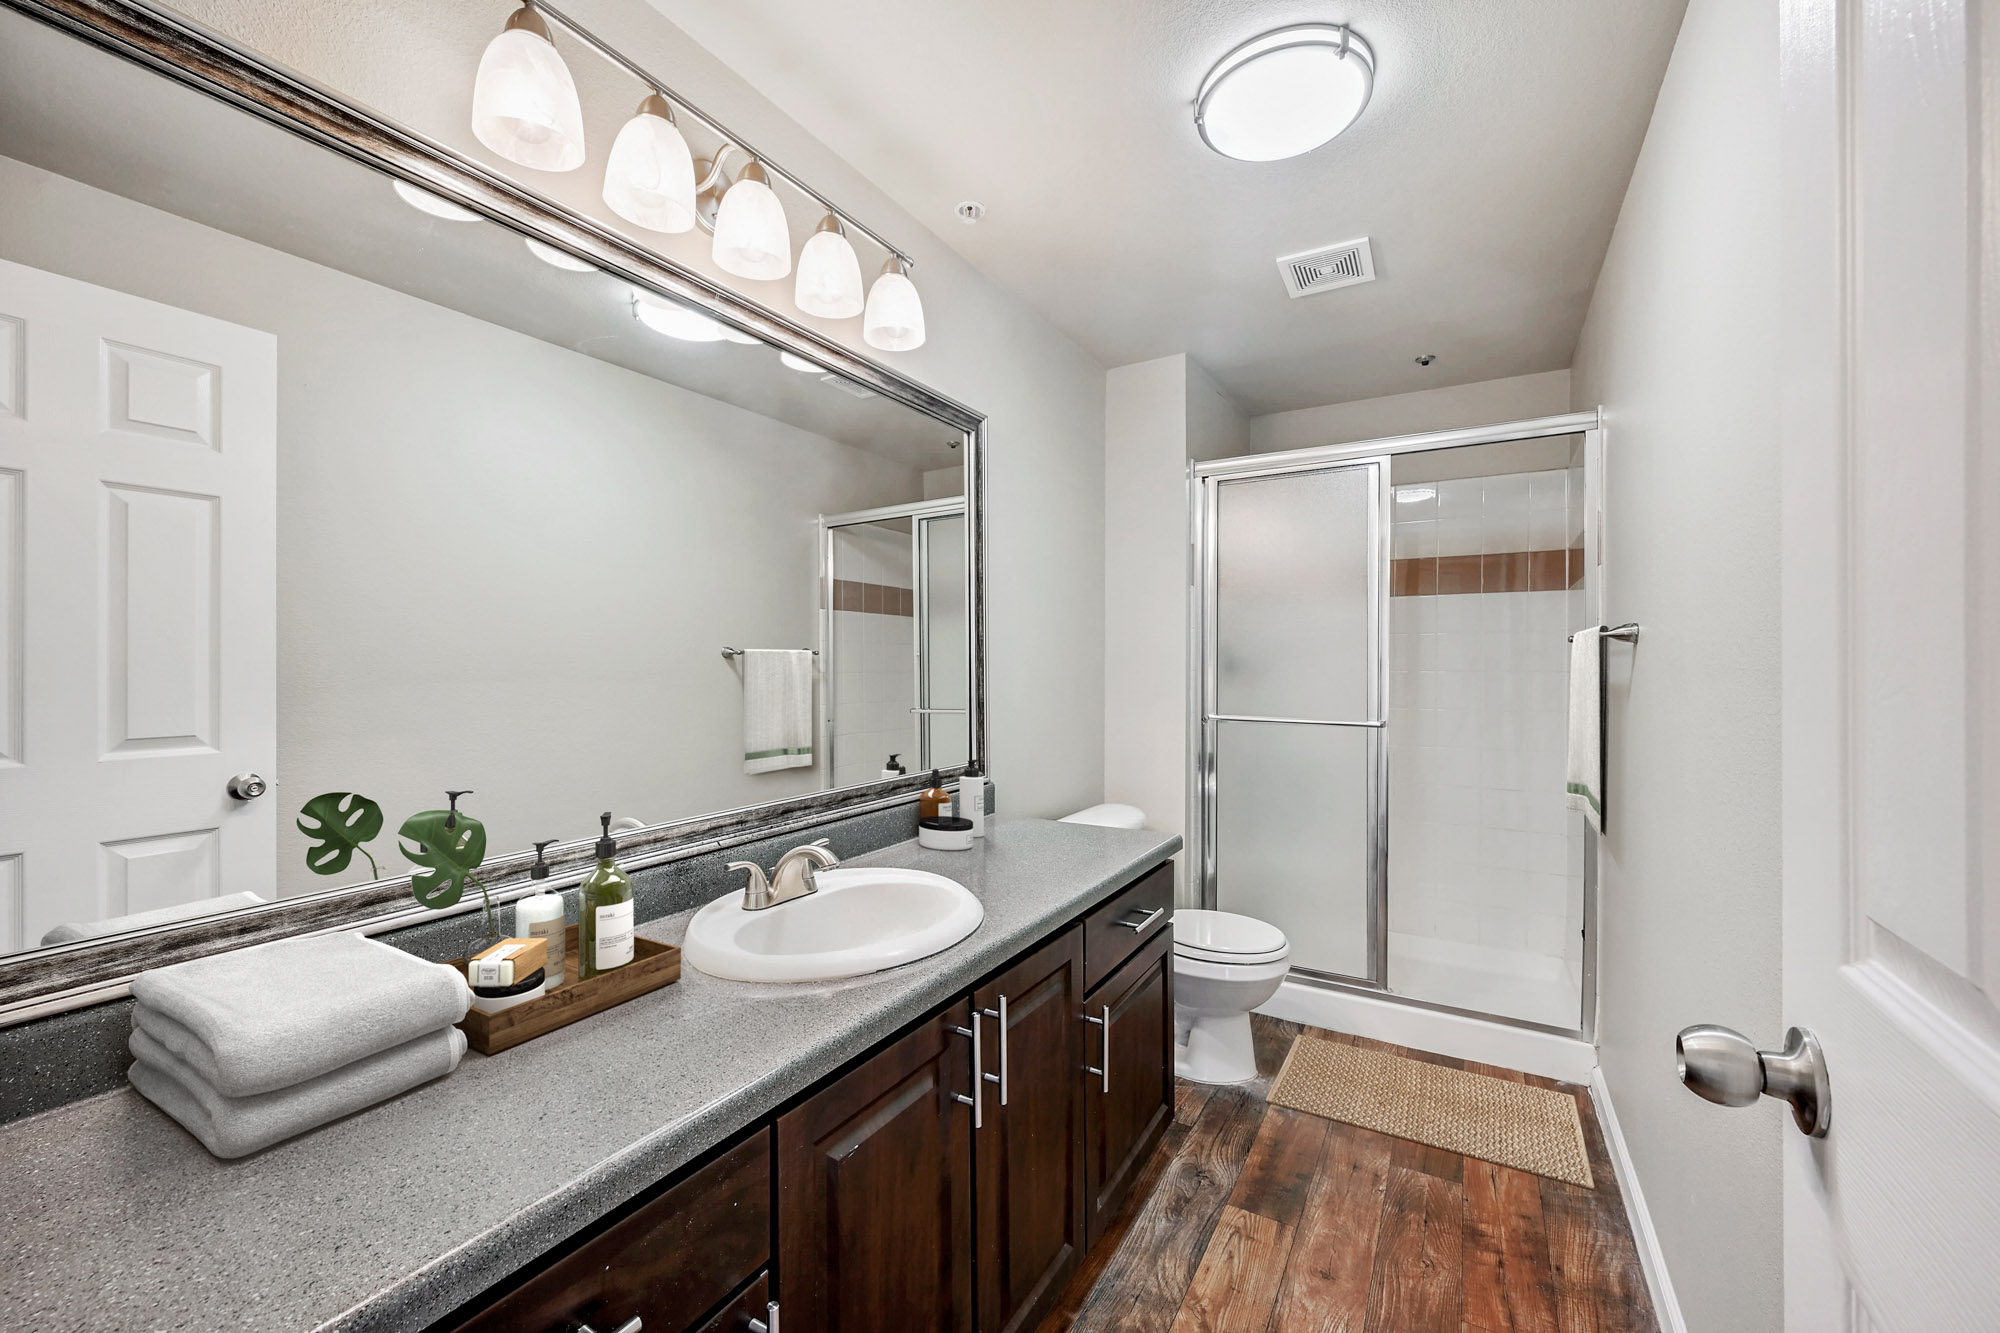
xmin=779 ymin=350 xmax=821 ymax=372
xmin=712 ymin=160 xmax=792 ymax=280
xmin=863 ymin=257 xmax=926 ymax=351
xmin=795 ymin=214 xmax=865 ymax=319
xmin=471 ymin=5 xmax=587 ymax=173
xmin=632 ymin=292 xmax=730 ymax=341
xmin=392 ymin=179 xmax=482 ymax=221
xmin=1195 ymin=24 xmax=1374 ymax=162
xmin=524 ymin=236 xmax=594 ymax=271
xmin=601 ymin=93 xmax=697 ymax=233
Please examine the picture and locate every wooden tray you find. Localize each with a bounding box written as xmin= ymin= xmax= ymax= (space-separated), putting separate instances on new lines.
xmin=455 ymin=924 xmax=679 ymax=1055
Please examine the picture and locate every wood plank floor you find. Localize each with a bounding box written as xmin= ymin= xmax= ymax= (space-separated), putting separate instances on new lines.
xmin=1036 ymin=1015 xmax=1657 ymax=1333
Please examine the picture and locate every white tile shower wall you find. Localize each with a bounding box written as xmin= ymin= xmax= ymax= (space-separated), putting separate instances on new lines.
xmin=1389 ymin=468 xmax=1587 ymax=996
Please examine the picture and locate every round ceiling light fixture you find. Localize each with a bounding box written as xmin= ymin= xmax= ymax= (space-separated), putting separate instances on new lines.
xmin=1195 ymin=24 xmax=1374 ymax=162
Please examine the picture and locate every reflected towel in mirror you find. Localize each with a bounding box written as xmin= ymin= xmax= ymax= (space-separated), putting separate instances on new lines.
xmin=741 ymin=648 xmax=815 ymax=774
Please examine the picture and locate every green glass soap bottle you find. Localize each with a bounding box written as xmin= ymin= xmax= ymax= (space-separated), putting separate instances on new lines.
xmin=577 ymin=812 xmax=635 ymax=980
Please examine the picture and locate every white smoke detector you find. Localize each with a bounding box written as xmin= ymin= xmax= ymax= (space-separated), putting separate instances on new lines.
xmin=1276 ymin=237 xmax=1376 ymax=299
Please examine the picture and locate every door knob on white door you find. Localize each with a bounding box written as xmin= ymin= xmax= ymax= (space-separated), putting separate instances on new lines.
xmin=226 ymin=773 xmax=268 ymax=800
xmin=1676 ymin=1024 xmax=1831 ymax=1138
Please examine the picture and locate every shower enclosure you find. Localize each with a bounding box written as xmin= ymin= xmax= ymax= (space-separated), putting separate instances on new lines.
xmin=821 ymin=499 xmax=969 ymax=788
xmin=1190 ymin=413 xmax=1603 ymax=1037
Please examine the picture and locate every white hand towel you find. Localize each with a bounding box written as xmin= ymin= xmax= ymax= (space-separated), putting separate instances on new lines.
xmin=130 ymin=932 xmax=471 ymax=1097
xmin=129 ymin=1024 xmax=467 ymax=1159
xmin=742 ymin=648 xmax=815 ymax=774
xmin=1566 ymin=627 xmax=1604 ymax=833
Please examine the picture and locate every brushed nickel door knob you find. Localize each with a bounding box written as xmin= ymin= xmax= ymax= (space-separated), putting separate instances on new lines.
xmin=226 ymin=773 xmax=268 ymax=801
xmin=1677 ymin=1023 xmax=1831 ymax=1137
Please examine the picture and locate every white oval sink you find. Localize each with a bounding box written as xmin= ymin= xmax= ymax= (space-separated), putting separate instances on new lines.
xmin=682 ymin=867 xmax=983 ymax=983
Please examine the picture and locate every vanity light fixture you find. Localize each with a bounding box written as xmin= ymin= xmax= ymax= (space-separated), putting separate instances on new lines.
xmin=711 ymin=160 xmax=792 ymax=280
xmin=602 ymin=93 xmax=697 ymax=233
xmin=524 ymin=236 xmax=595 ymax=271
xmin=392 ymin=179 xmax=482 ymax=221
xmin=471 ymin=5 xmax=588 ymax=173
xmin=863 ymin=257 xmax=926 ymax=352
xmin=794 ymin=215 xmax=866 ymax=319
xmin=1195 ymin=24 xmax=1374 ymax=162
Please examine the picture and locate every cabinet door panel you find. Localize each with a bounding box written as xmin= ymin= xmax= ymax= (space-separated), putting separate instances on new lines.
xmin=975 ymin=925 xmax=1084 ymax=1333
xmin=1083 ymin=927 xmax=1174 ymax=1243
xmin=777 ymin=1002 xmax=974 ymax=1333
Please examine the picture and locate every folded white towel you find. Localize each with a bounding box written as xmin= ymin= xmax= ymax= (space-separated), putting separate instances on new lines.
xmin=129 ymin=1025 xmax=466 ymax=1159
xmin=1566 ymin=627 xmax=1604 ymax=833
xmin=742 ymin=648 xmax=815 ymax=775
xmin=130 ymin=933 xmax=470 ymax=1097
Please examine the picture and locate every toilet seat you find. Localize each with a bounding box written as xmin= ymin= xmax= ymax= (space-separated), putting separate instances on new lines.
xmin=1172 ymin=909 xmax=1289 ymax=966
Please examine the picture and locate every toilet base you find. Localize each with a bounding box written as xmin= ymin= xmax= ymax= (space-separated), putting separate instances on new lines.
xmin=1174 ymin=1008 xmax=1259 ymax=1084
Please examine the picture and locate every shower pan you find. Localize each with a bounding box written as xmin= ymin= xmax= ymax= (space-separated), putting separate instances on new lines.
xmin=1190 ymin=412 xmax=1604 ymax=1039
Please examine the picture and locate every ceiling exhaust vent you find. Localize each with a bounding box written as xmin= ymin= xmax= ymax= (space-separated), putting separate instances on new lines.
xmin=1277 ymin=237 xmax=1375 ymax=299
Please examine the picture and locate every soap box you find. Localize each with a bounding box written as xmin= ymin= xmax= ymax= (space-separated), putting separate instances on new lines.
xmin=469 ymin=937 xmax=548 ymax=988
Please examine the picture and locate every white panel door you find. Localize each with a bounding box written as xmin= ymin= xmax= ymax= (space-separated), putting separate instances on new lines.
xmin=1779 ymin=0 xmax=2000 ymax=1326
xmin=0 ymin=258 xmax=275 ymax=951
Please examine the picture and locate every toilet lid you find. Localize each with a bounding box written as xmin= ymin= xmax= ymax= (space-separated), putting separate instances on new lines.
xmin=1173 ymin=909 xmax=1289 ymax=965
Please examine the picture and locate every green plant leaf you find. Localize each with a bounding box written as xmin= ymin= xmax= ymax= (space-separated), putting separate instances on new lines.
xmin=398 ymin=808 xmax=488 ymax=911
xmin=297 ymin=792 xmax=384 ymax=879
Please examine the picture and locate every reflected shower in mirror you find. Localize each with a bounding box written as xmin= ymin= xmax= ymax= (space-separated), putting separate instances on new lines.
xmin=0 ymin=8 xmax=974 ymax=960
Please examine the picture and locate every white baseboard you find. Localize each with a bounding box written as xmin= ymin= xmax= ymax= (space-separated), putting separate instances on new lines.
xmin=1588 ymin=1068 xmax=1688 ymax=1333
xmin=1255 ymin=978 xmax=1597 ymax=1083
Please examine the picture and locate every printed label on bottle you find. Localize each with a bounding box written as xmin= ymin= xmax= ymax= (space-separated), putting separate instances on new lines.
xmin=527 ymin=917 xmax=566 ymax=983
xmin=594 ymin=900 xmax=635 ymax=970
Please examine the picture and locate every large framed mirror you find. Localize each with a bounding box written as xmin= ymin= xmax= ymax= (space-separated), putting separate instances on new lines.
xmin=0 ymin=0 xmax=984 ymax=1018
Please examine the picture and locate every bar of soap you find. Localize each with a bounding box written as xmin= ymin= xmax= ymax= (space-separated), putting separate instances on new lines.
xmin=468 ymin=937 xmax=548 ymax=988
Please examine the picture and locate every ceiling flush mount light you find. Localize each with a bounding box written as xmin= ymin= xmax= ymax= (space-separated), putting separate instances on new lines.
xmin=712 ymin=160 xmax=792 ymax=281
xmin=393 ymin=179 xmax=482 ymax=221
xmin=524 ymin=236 xmax=594 ymax=270
xmin=472 ymin=5 xmax=587 ymax=172
xmin=794 ymin=215 xmax=865 ymax=319
xmin=1195 ymin=23 xmax=1374 ymax=162
xmin=864 ymin=257 xmax=926 ymax=352
xmin=602 ymin=93 xmax=696 ymax=233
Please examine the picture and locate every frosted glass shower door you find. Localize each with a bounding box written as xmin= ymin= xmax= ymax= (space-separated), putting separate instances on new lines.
xmin=1201 ymin=461 xmax=1386 ymax=983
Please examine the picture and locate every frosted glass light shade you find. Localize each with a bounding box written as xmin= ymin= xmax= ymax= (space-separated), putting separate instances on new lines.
xmin=524 ymin=236 xmax=594 ymax=271
xmin=393 ymin=180 xmax=481 ymax=221
xmin=1196 ymin=25 xmax=1373 ymax=162
xmin=863 ymin=260 xmax=925 ymax=351
xmin=794 ymin=218 xmax=865 ymax=318
xmin=602 ymin=97 xmax=696 ymax=233
xmin=633 ymin=294 xmax=729 ymax=342
xmin=712 ymin=163 xmax=792 ymax=280
xmin=470 ymin=16 xmax=586 ymax=173
xmin=779 ymin=351 xmax=821 ymax=372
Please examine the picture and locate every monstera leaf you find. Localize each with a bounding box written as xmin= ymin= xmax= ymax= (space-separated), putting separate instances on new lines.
xmin=398 ymin=808 xmax=488 ymax=911
xmin=297 ymin=792 xmax=384 ymax=879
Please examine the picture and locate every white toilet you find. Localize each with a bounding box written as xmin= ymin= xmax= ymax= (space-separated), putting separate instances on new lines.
xmin=1171 ymin=909 xmax=1289 ymax=1083
xmin=1057 ymin=804 xmax=1291 ymax=1085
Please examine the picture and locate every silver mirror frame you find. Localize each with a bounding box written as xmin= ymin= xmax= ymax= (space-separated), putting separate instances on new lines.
xmin=0 ymin=0 xmax=987 ymax=1022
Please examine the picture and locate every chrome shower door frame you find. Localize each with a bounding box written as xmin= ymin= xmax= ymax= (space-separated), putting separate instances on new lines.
xmin=1189 ymin=409 xmax=1606 ymax=1041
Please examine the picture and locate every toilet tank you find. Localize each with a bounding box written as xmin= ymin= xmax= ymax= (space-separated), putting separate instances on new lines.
xmin=1058 ymin=803 xmax=1147 ymax=830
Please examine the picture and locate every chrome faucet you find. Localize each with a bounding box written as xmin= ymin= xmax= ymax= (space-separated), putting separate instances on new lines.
xmin=731 ymin=839 xmax=840 ymax=911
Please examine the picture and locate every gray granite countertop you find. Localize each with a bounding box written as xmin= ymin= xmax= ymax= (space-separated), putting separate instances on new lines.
xmin=0 ymin=818 xmax=1178 ymax=1333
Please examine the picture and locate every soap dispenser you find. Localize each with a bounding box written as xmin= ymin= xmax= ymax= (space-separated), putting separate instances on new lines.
xmin=512 ymin=840 xmax=566 ymax=987
xmin=882 ymin=753 xmax=906 ymax=780
xmin=919 ymin=770 xmax=952 ymax=821
xmin=577 ymin=814 xmax=635 ymax=980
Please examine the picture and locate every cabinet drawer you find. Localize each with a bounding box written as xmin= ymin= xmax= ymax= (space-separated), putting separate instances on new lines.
xmin=694 ymin=1272 xmax=771 ymax=1333
xmin=444 ymin=1129 xmax=770 ymax=1333
xmin=1082 ymin=860 xmax=1173 ymax=993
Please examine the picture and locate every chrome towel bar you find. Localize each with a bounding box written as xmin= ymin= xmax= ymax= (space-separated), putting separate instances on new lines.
xmin=1568 ymin=622 xmax=1640 ymax=643
xmin=721 ymin=646 xmax=819 ymax=658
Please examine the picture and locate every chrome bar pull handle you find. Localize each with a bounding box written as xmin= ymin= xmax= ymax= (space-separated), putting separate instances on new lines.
xmin=1083 ymin=1004 xmax=1110 ymax=1092
xmin=981 ymin=995 xmax=1008 ymax=1105
xmin=745 ymin=1302 xmax=780 ymax=1333
xmin=951 ymin=1017 xmax=982 ymax=1129
xmin=1116 ymin=907 xmax=1165 ymax=934
xmin=1676 ymin=1024 xmax=1830 ymax=1137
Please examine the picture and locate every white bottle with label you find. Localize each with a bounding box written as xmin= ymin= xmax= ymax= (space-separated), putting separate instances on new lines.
xmin=577 ymin=813 xmax=636 ymax=979
xmin=514 ymin=890 xmax=566 ymax=988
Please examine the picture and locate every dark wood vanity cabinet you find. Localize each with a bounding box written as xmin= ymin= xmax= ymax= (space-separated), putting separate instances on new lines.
xmin=1082 ymin=925 xmax=1175 ymax=1244
xmin=776 ymin=1001 xmax=977 ymax=1332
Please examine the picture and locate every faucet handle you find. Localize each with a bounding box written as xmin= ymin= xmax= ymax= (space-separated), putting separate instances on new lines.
xmin=729 ymin=860 xmax=771 ymax=904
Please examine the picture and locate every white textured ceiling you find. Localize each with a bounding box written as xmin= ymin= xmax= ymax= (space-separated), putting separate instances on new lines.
xmin=650 ymin=0 xmax=1687 ymax=414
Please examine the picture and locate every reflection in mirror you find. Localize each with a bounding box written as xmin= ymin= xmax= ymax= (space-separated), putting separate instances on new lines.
xmin=0 ymin=8 xmax=973 ymax=960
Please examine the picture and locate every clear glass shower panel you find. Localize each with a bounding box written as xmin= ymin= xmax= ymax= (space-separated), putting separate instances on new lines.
xmin=918 ymin=511 xmax=968 ymax=770
xmin=1213 ymin=722 xmax=1374 ymax=979
xmin=1215 ymin=466 xmax=1376 ymax=722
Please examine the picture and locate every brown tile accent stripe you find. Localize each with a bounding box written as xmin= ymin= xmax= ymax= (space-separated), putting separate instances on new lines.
xmin=828 ymin=578 xmax=913 ymax=616
xmin=1391 ymin=546 xmax=1586 ymax=596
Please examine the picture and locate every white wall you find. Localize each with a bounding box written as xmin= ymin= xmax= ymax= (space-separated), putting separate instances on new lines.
xmin=165 ymin=0 xmax=1109 ymax=821
xmin=0 ymin=155 xmax=921 ymax=892
xmin=1248 ymin=370 xmax=1573 ymax=455
xmin=1569 ymin=2 xmax=1783 ymax=1329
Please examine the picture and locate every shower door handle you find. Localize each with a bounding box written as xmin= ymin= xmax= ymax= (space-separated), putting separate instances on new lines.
xmin=1676 ymin=1024 xmax=1830 ymax=1137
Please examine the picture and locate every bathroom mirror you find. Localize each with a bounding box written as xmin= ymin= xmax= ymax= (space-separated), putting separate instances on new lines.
xmin=0 ymin=1 xmax=983 ymax=1008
